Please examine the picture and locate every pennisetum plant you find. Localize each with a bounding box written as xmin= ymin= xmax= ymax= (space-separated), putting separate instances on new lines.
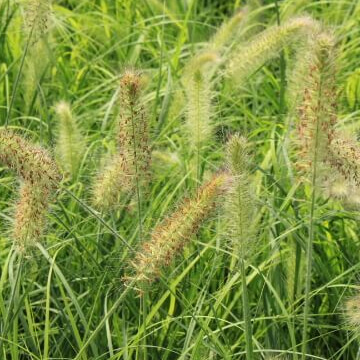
xmin=92 ymin=70 xmax=151 ymax=211
xmin=126 ymin=173 xmax=229 ymax=290
xmin=290 ymin=29 xmax=337 ymax=358
xmin=55 ymin=101 xmax=85 ymax=180
xmin=0 ymin=128 xmax=60 ymax=252
xmin=224 ymin=134 xmax=257 ymax=360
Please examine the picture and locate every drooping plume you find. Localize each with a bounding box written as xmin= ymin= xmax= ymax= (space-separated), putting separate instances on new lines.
xmin=210 ymin=7 xmax=249 ymax=52
xmin=227 ymin=16 xmax=320 ymax=87
xmin=127 ymin=173 xmax=228 ymax=288
xmin=0 ymin=129 xmax=60 ymax=252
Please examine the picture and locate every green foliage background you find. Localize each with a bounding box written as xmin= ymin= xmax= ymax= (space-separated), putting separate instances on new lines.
xmin=1 ymin=0 xmax=360 ymax=358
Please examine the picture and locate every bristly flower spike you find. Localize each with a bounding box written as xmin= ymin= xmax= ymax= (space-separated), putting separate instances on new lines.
xmin=182 ymin=52 xmax=219 ymax=180
xmin=227 ymin=16 xmax=321 ymax=87
xmin=92 ymin=69 xmax=151 ymax=210
xmin=126 ymin=173 xmax=229 ymax=289
xmin=224 ymin=134 xmax=257 ymax=360
xmin=224 ymin=134 xmax=257 ymax=259
xmin=0 ymin=129 xmax=60 ymax=252
xmin=294 ymin=31 xmax=337 ymax=174
xmin=55 ymin=101 xmax=85 ymax=180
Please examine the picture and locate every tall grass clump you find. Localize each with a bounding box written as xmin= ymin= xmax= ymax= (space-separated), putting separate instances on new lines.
xmin=55 ymin=101 xmax=85 ymax=180
xmin=127 ymin=173 xmax=228 ymax=289
xmin=0 ymin=129 xmax=60 ymax=252
xmin=224 ymin=134 xmax=257 ymax=360
xmin=92 ymin=70 xmax=151 ymax=211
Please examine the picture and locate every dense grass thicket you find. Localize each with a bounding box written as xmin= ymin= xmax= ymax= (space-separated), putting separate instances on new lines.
xmin=1 ymin=0 xmax=360 ymax=359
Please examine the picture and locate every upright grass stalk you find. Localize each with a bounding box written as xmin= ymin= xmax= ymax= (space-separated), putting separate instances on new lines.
xmin=240 ymin=257 xmax=254 ymax=360
xmin=224 ymin=135 xmax=256 ymax=359
xmin=301 ymin=108 xmax=321 ymax=359
xmin=93 ymin=70 xmax=150 ymax=211
xmin=291 ymin=32 xmax=337 ymax=358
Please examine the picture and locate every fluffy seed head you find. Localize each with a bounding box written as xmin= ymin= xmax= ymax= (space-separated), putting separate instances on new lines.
xmin=328 ymin=134 xmax=360 ymax=187
xmin=0 ymin=129 xmax=60 ymax=252
xmin=210 ymin=7 xmax=249 ymax=51
xmin=225 ymin=135 xmax=257 ymax=259
xmin=293 ymin=31 xmax=337 ymax=174
xmin=226 ymin=16 xmax=320 ymax=86
xmin=345 ymin=293 xmax=360 ymax=330
xmin=55 ymin=101 xmax=85 ymax=179
xmin=126 ymin=173 xmax=229 ymax=289
xmin=22 ymin=0 xmax=51 ymax=43
xmin=182 ymin=51 xmax=219 ymax=158
xmin=92 ymin=70 xmax=151 ymax=210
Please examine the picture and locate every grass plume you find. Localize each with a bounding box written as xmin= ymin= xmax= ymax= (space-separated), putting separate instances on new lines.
xmin=127 ymin=173 xmax=228 ymax=289
xmin=22 ymin=0 xmax=51 ymax=43
xmin=293 ymin=32 xmax=337 ymax=174
xmin=224 ymin=134 xmax=257 ymax=360
xmin=227 ymin=16 xmax=320 ymax=86
xmin=182 ymin=52 xmax=219 ymax=181
xmin=0 ymin=129 xmax=60 ymax=252
xmin=224 ymin=134 xmax=256 ymax=258
xmin=210 ymin=7 xmax=249 ymax=52
xmin=55 ymin=101 xmax=85 ymax=180
xmin=92 ymin=70 xmax=151 ymax=210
